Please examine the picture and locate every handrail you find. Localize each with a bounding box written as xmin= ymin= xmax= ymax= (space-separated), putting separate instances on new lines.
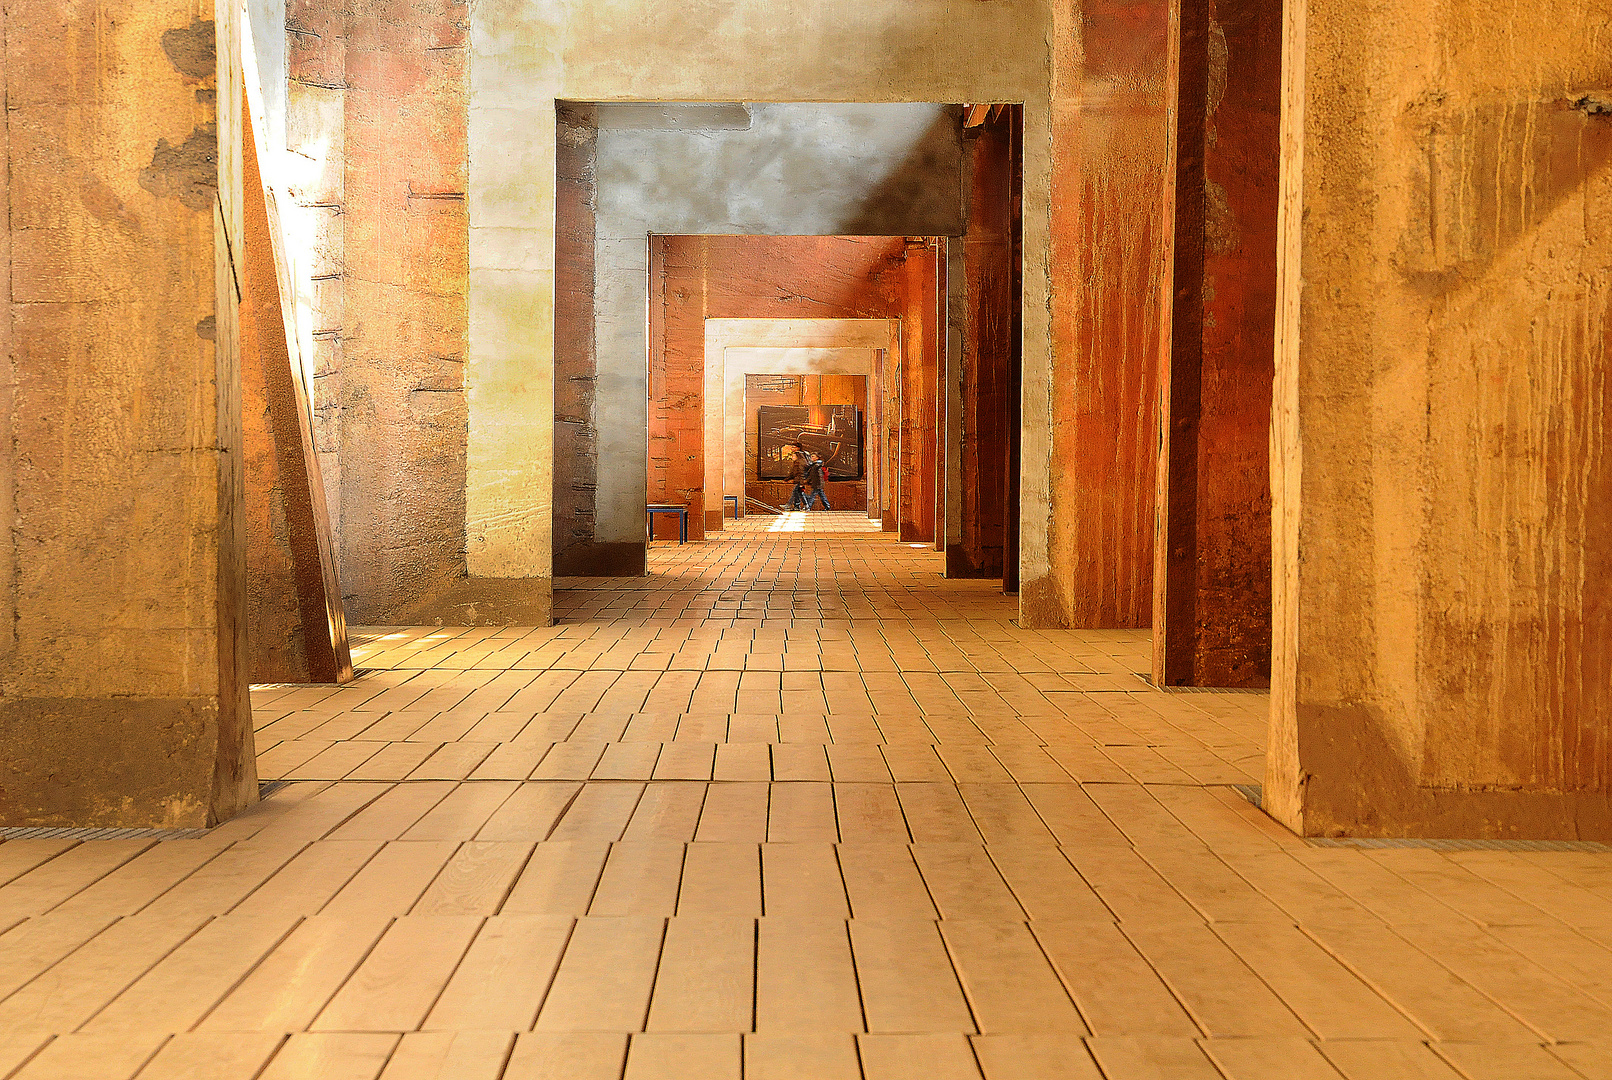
xmin=746 ymin=497 xmax=784 ymax=515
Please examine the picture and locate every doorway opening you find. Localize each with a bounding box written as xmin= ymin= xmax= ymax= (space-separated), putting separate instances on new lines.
xmin=552 ymin=101 xmax=1025 ymax=601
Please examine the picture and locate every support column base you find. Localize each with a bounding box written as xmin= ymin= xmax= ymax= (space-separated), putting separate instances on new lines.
xmin=0 ymin=697 xmax=256 ymax=829
xmin=553 ymin=542 xmax=647 ymax=578
xmin=1267 ymin=759 xmax=1612 ymax=841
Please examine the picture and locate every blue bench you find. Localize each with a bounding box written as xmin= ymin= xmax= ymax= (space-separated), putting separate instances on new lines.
xmin=647 ymin=503 xmax=688 ymax=544
xmin=724 ymin=495 xmax=740 ymax=518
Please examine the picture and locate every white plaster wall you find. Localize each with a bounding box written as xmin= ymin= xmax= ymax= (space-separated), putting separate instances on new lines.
xmin=468 ymin=0 xmax=1052 ymax=616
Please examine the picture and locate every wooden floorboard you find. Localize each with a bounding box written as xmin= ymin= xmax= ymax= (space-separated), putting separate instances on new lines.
xmin=2 ymin=537 xmax=1607 ymax=1078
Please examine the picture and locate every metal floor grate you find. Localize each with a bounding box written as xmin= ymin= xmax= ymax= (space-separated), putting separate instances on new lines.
xmin=0 ymin=782 xmax=294 ymax=842
xmin=1231 ymin=783 xmax=1263 ymax=808
xmin=0 ymin=825 xmax=209 ymax=841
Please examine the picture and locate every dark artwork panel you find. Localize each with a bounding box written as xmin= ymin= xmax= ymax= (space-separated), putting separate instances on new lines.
xmin=758 ymin=405 xmax=864 ymax=480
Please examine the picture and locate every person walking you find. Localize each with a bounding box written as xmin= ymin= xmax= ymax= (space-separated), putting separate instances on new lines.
xmin=804 ymin=453 xmax=832 ymax=511
xmin=783 ymin=445 xmax=808 ymax=510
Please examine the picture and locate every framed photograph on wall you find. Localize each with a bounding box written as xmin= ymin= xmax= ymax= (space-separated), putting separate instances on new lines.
xmin=757 ymin=405 xmax=864 ymax=481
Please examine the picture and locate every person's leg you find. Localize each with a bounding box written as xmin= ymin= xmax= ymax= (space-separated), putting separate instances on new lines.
xmin=789 ymin=484 xmax=804 ymax=510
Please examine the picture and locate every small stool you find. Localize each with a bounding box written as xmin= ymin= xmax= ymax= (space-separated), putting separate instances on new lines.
xmin=647 ymin=503 xmax=688 ymax=544
xmin=724 ymin=495 xmax=740 ymax=518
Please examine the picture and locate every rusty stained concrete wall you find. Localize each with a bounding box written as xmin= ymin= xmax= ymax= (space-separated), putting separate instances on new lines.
xmin=1031 ymin=0 xmax=1172 ymax=630
xmin=1153 ymin=0 xmax=1280 ymax=688
xmin=951 ymin=114 xmax=1018 ymax=580
xmin=1267 ymin=0 xmax=1612 ymax=837
xmin=0 ymin=4 xmax=256 ymax=827
xmin=652 ymin=235 xmax=909 ymax=546
xmin=881 ymin=326 xmax=902 ymax=531
xmin=648 ymin=237 xmax=706 ymax=551
xmin=900 ymin=239 xmax=944 ymax=544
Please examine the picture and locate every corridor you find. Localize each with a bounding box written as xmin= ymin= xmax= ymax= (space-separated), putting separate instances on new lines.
xmin=2 ymin=532 xmax=1611 ymax=1080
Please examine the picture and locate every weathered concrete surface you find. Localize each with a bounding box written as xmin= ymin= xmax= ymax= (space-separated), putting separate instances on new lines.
xmin=471 ymin=5 xmax=1052 ymax=610
xmin=649 ymin=236 xmax=708 ymax=548
xmin=277 ymin=0 xmax=479 ymax=623
xmin=943 ymin=235 xmax=966 ymax=555
xmin=337 ymin=0 xmax=471 ymax=622
xmin=0 ymin=3 xmax=255 ymax=826
xmin=596 ymin=103 xmax=965 ymax=236
xmin=246 ymin=0 xmax=288 ymax=159
xmin=241 ymin=98 xmax=353 ymax=685
xmin=952 ymin=114 xmax=1017 ymax=579
xmin=881 ymin=333 xmax=902 ymax=533
xmin=900 ymin=240 xmax=943 ymax=544
xmin=1266 ymin=0 xmax=1612 ymax=837
xmin=1002 ymin=106 xmax=1025 ymax=592
xmin=1153 ymin=0 xmax=1279 ymax=688
xmin=553 ymin=104 xmax=604 ymax=575
xmin=1028 ymin=0 xmax=1171 ymax=629
xmin=653 ymin=235 xmax=908 ymax=540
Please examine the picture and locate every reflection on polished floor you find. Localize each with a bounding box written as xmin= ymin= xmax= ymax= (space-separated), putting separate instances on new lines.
xmin=3 ymin=535 xmax=1612 ymax=1079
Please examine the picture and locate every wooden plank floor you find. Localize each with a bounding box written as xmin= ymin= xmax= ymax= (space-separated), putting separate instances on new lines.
xmin=4 ymin=536 xmax=1612 ymax=1078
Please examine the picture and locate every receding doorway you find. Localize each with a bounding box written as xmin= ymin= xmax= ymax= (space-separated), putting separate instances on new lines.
xmin=748 ymin=374 xmax=869 ymax=515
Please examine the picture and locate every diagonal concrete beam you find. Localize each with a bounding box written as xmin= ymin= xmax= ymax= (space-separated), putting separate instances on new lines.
xmin=240 ymin=93 xmax=353 ymax=685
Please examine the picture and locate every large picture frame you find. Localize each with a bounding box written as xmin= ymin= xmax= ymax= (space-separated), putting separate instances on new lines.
xmin=757 ymin=404 xmax=864 ymax=481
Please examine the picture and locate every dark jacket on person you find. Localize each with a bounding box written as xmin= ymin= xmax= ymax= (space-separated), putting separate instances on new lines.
xmin=804 ymin=457 xmax=825 ymax=490
xmin=787 ymin=452 xmax=807 ymax=484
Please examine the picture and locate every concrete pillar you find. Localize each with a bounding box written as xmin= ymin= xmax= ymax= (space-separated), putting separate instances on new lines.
xmin=1003 ymin=108 xmax=1025 ymax=596
xmin=553 ymin=104 xmax=605 ymax=573
xmin=0 ymin=2 xmax=255 ymax=828
xmin=899 ymin=240 xmax=941 ymax=544
xmin=881 ymin=346 xmax=901 ymax=532
xmin=943 ymin=237 xmax=966 ymax=553
xmin=647 ymin=236 xmax=707 ymax=549
xmin=951 ymin=114 xmax=1016 ymax=580
xmin=1152 ymin=0 xmax=1280 ymax=688
xmin=1267 ymin=0 xmax=1612 ymax=837
xmin=874 ymin=358 xmax=888 ymax=525
xmin=1031 ymin=0 xmax=1171 ymax=628
xmin=339 ymin=0 xmax=470 ymax=622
